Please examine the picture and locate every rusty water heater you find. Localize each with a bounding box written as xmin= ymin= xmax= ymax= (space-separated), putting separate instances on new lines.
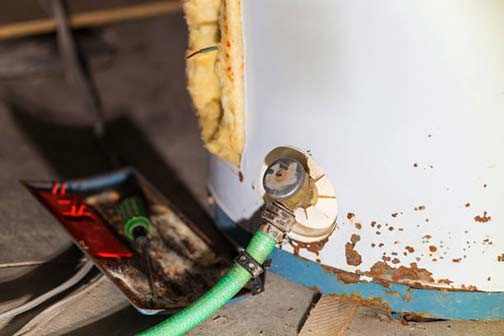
xmin=185 ymin=0 xmax=504 ymax=319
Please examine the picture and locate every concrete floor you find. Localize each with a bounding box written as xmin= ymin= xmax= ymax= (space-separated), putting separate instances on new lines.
xmin=0 ymin=10 xmax=503 ymax=336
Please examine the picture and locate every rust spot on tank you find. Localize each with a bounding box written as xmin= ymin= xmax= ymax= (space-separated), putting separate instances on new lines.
xmin=366 ymin=262 xmax=434 ymax=285
xmin=350 ymin=234 xmax=361 ymax=245
xmin=402 ymin=290 xmax=412 ymax=302
xmin=437 ymin=278 xmax=453 ymax=285
xmin=320 ymin=265 xmax=362 ymax=284
xmin=355 ymin=222 xmax=362 ymax=230
xmin=465 ymin=203 xmax=471 ymax=208
xmin=382 ymin=256 xmax=391 ymax=262
xmin=336 ymin=271 xmax=361 ymax=284
xmin=290 ymin=236 xmax=330 ymax=258
xmin=391 ymin=213 xmax=398 ymax=218
xmin=388 ymin=227 xmax=394 ymax=231
xmin=414 ymin=205 xmax=426 ymax=211
xmin=405 ymin=246 xmax=415 ymax=253
xmin=347 ymin=212 xmax=355 ymax=220
xmin=452 ymin=258 xmax=462 ymax=263
xmin=391 ymin=258 xmax=400 ymax=265
xmin=371 ymin=221 xmax=376 ymax=228
xmin=345 ymin=234 xmax=362 ymax=266
xmin=385 ymin=290 xmax=400 ymax=298
xmin=238 ymin=171 xmax=244 ymax=182
xmin=460 ymin=284 xmax=478 ymax=291
xmin=429 ymin=246 xmax=437 ymax=253
xmin=474 ymin=211 xmax=491 ymax=223
xmin=497 ymin=254 xmax=504 ymax=262
xmin=345 ymin=243 xmax=362 ymax=266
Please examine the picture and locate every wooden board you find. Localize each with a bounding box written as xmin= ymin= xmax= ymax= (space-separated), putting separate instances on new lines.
xmin=0 ymin=0 xmax=181 ymax=40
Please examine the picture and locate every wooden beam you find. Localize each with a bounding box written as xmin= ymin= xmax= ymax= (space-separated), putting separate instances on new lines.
xmin=0 ymin=1 xmax=182 ymax=41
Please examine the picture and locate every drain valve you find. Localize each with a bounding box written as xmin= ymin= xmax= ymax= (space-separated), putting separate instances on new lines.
xmin=263 ymin=158 xmax=306 ymax=200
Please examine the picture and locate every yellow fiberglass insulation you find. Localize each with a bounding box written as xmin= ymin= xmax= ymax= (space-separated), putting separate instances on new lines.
xmin=183 ymin=0 xmax=245 ymax=167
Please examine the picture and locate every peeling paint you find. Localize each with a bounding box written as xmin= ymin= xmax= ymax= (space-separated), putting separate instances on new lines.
xmin=320 ymin=264 xmax=363 ymax=285
xmin=290 ymin=236 xmax=330 ymax=262
xmin=366 ymin=262 xmax=434 ymax=285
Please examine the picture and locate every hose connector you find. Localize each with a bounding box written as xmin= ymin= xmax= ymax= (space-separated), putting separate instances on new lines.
xmin=260 ymin=157 xmax=308 ymax=243
xmin=259 ymin=201 xmax=296 ymax=243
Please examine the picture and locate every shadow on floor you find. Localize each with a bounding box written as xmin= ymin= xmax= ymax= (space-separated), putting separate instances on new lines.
xmin=5 ymin=97 xmax=236 ymax=334
xmin=60 ymin=306 xmax=167 ymax=336
xmin=8 ymin=97 xmax=233 ymax=258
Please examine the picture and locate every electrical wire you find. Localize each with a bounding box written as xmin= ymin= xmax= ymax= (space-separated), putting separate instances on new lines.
xmin=12 ymin=273 xmax=105 ymax=336
xmin=186 ymin=46 xmax=218 ymax=59
xmin=0 ymin=259 xmax=95 ymax=321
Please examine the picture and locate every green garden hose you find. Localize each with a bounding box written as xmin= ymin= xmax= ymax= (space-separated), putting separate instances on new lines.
xmin=137 ymin=230 xmax=277 ymax=336
xmin=137 ymin=158 xmax=305 ymax=335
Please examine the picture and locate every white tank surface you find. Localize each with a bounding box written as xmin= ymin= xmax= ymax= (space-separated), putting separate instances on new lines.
xmin=207 ymin=0 xmax=504 ymax=318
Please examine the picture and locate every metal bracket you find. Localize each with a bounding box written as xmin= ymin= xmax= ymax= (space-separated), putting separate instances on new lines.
xmin=247 ymin=259 xmax=271 ymax=295
xmin=234 ymin=250 xmax=264 ymax=279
